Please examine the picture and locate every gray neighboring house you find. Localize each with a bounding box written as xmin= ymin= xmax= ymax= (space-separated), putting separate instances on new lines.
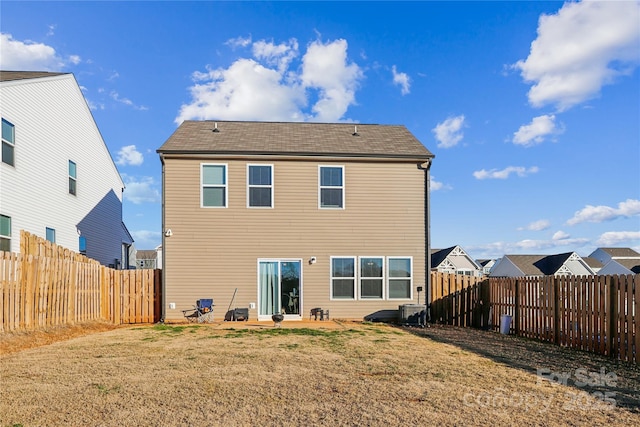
xmin=589 ymin=247 xmax=640 ymax=275
xmin=135 ymin=246 xmax=163 ymax=270
xmin=489 ymin=252 xmax=594 ymax=277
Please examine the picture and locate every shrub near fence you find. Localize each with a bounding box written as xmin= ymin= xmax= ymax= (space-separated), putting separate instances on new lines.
xmin=0 ymin=231 xmax=160 ymax=332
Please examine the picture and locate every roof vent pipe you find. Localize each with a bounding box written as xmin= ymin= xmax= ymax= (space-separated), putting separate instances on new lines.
xmin=352 ymin=125 xmax=359 ymax=136
xmin=213 ymin=122 xmax=220 ymax=132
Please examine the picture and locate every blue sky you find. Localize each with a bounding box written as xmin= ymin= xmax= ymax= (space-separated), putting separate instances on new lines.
xmin=2 ymin=1 xmax=639 ymax=259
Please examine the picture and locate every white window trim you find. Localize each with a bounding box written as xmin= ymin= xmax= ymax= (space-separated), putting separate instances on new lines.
xmin=246 ymin=164 xmax=274 ymax=209
xmin=0 ymin=214 xmax=11 ymax=251
xmin=2 ymin=118 xmax=15 ymax=167
xmin=329 ymin=256 xmax=357 ymax=301
xmin=318 ymin=165 xmax=345 ymax=209
xmin=201 ymin=163 xmax=228 ymax=208
xmin=69 ymin=160 xmax=77 ymax=196
xmin=358 ymin=256 xmax=385 ymax=300
xmin=387 ymin=256 xmax=413 ymax=300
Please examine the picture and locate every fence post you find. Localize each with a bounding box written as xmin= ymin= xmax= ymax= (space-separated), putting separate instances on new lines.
xmin=608 ymin=275 xmax=617 ymax=359
xmin=553 ymin=276 xmax=560 ymax=345
xmin=514 ymin=279 xmax=520 ymax=335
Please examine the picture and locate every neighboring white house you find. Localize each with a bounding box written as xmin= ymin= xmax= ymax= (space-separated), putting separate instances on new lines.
xmin=431 ymin=246 xmax=483 ymax=277
xmin=0 ymin=71 xmax=133 ymax=268
xmin=489 ymin=252 xmax=594 ymax=277
xmin=589 ymin=247 xmax=640 ymax=275
xmin=135 ymin=245 xmax=162 ymax=269
xmin=476 ymin=258 xmax=498 ymax=276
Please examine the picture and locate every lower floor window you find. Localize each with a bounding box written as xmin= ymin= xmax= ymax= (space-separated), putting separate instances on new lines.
xmin=330 ymin=255 xmax=413 ymax=300
xmin=0 ymin=214 xmax=10 ymax=252
xmin=46 ymin=227 xmax=55 ymax=243
xmin=331 ymin=257 xmax=355 ymax=299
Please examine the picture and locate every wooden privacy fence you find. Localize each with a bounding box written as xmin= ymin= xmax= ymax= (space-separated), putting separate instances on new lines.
xmin=430 ymin=272 xmax=639 ymax=364
xmin=489 ymin=275 xmax=639 ymax=364
xmin=0 ymin=231 xmax=161 ymax=332
xmin=430 ymin=272 xmax=489 ymax=328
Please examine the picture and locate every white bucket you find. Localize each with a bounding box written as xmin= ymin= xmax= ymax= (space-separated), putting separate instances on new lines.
xmin=499 ymin=314 xmax=512 ymax=334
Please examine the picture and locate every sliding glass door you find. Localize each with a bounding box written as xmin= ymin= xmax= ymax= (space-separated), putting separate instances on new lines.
xmin=258 ymin=260 xmax=301 ymax=320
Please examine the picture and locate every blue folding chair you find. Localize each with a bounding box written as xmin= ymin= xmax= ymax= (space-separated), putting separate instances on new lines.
xmin=182 ymin=298 xmax=214 ymax=323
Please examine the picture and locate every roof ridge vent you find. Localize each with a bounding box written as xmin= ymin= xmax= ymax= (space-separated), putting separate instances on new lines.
xmin=352 ymin=125 xmax=359 ymax=136
xmin=212 ymin=122 xmax=220 ymax=132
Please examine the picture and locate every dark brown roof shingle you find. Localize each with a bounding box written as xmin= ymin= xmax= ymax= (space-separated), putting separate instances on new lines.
xmin=158 ymin=121 xmax=434 ymax=159
xmin=0 ymin=71 xmax=67 ymax=82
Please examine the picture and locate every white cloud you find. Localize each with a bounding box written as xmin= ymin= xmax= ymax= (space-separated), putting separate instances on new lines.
xmin=226 ymin=35 xmax=252 ymax=49
xmin=596 ymin=231 xmax=640 ymax=246
xmin=518 ymin=219 xmax=550 ymax=231
xmin=473 ymin=166 xmax=539 ymax=180
xmin=68 ymin=55 xmax=81 ymax=65
xmin=552 ymin=230 xmax=570 ymax=240
xmin=432 ymin=115 xmax=465 ymax=148
xmin=514 ymin=1 xmax=640 ymax=111
xmin=123 ymin=176 xmax=161 ymax=204
xmin=392 ymin=65 xmax=410 ymax=95
xmin=110 ymin=91 xmax=148 ymax=111
xmin=566 ymin=199 xmax=640 ymax=226
xmin=300 ymin=39 xmax=363 ymax=122
xmin=512 ymin=114 xmax=563 ymax=146
xmin=468 ymin=236 xmax=590 ymax=258
xmin=176 ymin=38 xmax=363 ymax=124
xmin=116 ymin=145 xmax=144 ymax=166
xmin=252 ymin=38 xmax=298 ymax=73
xmin=0 ymin=32 xmax=63 ymax=70
xmin=430 ymin=176 xmax=452 ymax=192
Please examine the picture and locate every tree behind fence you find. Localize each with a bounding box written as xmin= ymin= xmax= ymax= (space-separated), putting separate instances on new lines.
xmin=0 ymin=231 xmax=160 ymax=332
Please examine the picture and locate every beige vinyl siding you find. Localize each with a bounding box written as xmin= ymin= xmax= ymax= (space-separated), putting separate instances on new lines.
xmin=163 ymin=156 xmax=426 ymax=321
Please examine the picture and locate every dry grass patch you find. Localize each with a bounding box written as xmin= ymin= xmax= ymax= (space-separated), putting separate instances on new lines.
xmin=1 ymin=322 xmax=639 ymax=426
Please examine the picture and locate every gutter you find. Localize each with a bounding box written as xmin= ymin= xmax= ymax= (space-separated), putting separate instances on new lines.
xmin=418 ymin=159 xmax=433 ymax=323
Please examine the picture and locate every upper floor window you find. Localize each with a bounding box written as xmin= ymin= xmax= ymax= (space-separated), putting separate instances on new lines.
xmin=0 ymin=214 xmax=11 ymax=252
xmin=201 ymin=164 xmax=227 ymax=207
xmin=331 ymin=257 xmax=356 ymax=300
xmin=319 ymin=166 xmax=344 ymax=209
xmin=388 ymin=257 xmax=412 ymax=299
xmin=69 ymin=160 xmax=77 ymax=195
xmin=46 ymin=227 xmax=56 ymax=243
xmin=247 ymin=164 xmax=273 ymax=208
xmin=2 ymin=118 xmax=15 ymax=166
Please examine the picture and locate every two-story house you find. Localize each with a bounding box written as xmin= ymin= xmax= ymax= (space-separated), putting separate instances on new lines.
xmin=157 ymin=121 xmax=434 ymax=322
xmin=589 ymin=247 xmax=640 ymax=275
xmin=0 ymin=71 xmax=133 ymax=267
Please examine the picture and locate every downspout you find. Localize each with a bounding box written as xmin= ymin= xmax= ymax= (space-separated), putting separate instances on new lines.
xmin=418 ymin=159 xmax=433 ymax=323
xmin=160 ymin=154 xmax=166 ymax=323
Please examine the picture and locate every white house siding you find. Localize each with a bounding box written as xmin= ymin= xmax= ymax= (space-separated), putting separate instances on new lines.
xmin=0 ymin=74 xmax=130 ymax=265
xmin=488 ymin=257 xmax=523 ymax=277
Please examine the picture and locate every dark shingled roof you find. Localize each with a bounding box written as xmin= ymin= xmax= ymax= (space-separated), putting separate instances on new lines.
xmin=0 ymin=71 xmax=67 ymax=82
xmin=157 ymin=121 xmax=434 ymax=159
xmin=431 ymin=247 xmax=455 ymax=268
xmin=503 ymin=255 xmax=549 ymax=276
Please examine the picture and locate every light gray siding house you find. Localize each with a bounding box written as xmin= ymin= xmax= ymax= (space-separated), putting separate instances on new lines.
xmin=0 ymin=71 xmax=133 ymax=267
